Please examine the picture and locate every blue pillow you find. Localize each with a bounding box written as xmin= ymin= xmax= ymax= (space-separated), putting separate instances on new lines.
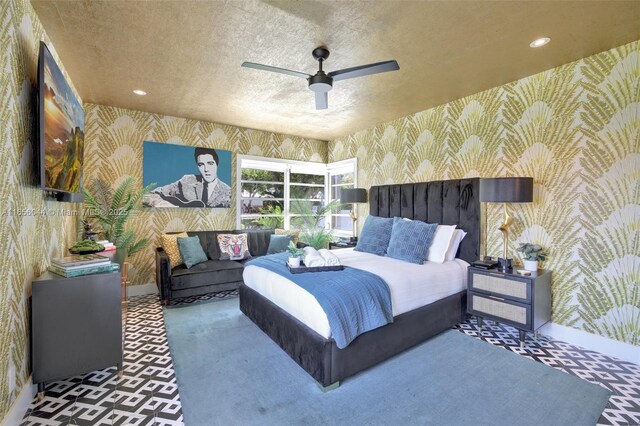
xmin=386 ymin=217 xmax=438 ymax=264
xmin=267 ymin=234 xmax=295 ymax=254
xmin=177 ymin=236 xmax=208 ymax=268
xmin=354 ymin=215 xmax=394 ymax=256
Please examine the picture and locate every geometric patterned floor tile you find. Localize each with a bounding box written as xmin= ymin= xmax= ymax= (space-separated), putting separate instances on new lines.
xmin=169 ymin=289 xmax=239 ymax=306
xmin=23 ymin=291 xmax=639 ymax=426
xmin=22 ymin=294 xmax=184 ymax=426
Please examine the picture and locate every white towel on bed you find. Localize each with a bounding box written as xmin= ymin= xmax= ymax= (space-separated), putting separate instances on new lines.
xmin=303 ymin=246 xmax=325 ymax=267
xmin=318 ymin=249 xmax=341 ymax=266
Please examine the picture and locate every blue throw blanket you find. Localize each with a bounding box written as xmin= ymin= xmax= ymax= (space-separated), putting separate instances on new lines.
xmin=246 ymin=253 xmax=393 ymax=349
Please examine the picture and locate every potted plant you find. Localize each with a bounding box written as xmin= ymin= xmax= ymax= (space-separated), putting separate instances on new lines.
xmin=82 ymin=176 xmax=155 ymax=256
xmin=287 ymin=241 xmax=304 ymax=268
xmin=516 ymin=243 xmax=547 ymax=271
xmin=291 ymin=199 xmax=342 ymax=249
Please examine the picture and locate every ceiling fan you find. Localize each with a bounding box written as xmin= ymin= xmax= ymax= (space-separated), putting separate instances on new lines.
xmin=241 ymin=47 xmax=400 ymax=110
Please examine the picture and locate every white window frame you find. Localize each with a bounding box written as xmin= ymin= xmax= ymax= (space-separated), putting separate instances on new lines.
xmin=327 ymin=158 xmax=358 ymax=238
xmin=236 ymin=155 xmax=332 ymax=230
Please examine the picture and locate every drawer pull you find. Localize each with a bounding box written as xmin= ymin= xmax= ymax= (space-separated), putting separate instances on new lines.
xmin=489 ymin=295 xmax=505 ymax=301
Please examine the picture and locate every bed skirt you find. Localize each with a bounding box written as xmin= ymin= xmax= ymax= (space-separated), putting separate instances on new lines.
xmin=239 ymin=284 xmax=467 ymax=387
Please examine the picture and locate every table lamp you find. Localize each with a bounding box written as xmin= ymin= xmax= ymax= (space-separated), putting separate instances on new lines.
xmin=479 ymin=177 xmax=533 ymax=270
xmin=340 ymin=188 xmax=367 ymax=242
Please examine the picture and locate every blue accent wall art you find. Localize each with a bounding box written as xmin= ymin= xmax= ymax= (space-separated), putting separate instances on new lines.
xmin=142 ymin=141 xmax=232 ymax=208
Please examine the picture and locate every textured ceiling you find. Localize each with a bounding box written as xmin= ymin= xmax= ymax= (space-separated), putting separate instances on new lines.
xmin=31 ymin=0 xmax=640 ymax=141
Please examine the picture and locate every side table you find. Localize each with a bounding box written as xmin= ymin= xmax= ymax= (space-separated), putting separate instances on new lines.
xmin=467 ymin=266 xmax=551 ymax=347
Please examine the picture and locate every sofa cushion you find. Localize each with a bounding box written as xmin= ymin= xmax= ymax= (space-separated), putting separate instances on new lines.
xmin=171 ymin=259 xmax=244 ymax=290
xmin=218 ymin=233 xmax=251 ymax=260
xmin=241 ymin=229 xmax=275 ymax=257
xmin=187 ymin=231 xmax=230 ymax=260
xmin=177 ymin=235 xmax=208 ymax=268
xmin=267 ymin=234 xmax=294 ymax=254
xmin=161 ymin=232 xmax=189 ymax=267
xmin=275 ymin=228 xmax=301 ymax=245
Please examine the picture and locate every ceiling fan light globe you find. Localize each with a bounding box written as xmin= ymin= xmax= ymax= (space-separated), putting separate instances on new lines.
xmin=309 ymin=82 xmax=332 ymax=93
xmin=308 ymin=73 xmax=333 ymax=92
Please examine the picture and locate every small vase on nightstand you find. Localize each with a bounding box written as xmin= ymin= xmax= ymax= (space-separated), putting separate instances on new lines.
xmin=523 ymin=260 xmax=538 ymax=271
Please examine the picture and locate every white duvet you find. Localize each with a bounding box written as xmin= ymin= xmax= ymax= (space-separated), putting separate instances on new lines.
xmin=243 ymin=248 xmax=469 ymax=339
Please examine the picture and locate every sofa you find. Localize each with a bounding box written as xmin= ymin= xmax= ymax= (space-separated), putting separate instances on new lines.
xmin=156 ymin=229 xmax=278 ymax=305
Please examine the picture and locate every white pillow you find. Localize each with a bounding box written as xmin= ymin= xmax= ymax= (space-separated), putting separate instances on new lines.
xmin=445 ymin=229 xmax=467 ymax=261
xmin=426 ymin=225 xmax=456 ymax=263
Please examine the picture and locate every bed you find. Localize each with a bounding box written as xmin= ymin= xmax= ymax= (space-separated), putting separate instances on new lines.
xmin=239 ymin=178 xmax=481 ymax=389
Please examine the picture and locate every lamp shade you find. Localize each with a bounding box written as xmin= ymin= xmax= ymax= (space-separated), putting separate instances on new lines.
xmin=479 ymin=177 xmax=533 ymax=203
xmin=340 ymin=188 xmax=367 ymax=204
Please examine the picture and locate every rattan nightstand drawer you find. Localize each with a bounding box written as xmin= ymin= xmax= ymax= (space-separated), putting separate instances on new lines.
xmin=467 ymin=267 xmax=551 ymax=346
xmin=470 ymin=271 xmax=531 ymax=302
xmin=469 ymin=293 xmax=531 ymax=329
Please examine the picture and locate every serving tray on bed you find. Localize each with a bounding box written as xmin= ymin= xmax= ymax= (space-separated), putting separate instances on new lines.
xmin=285 ymin=261 xmax=344 ymax=274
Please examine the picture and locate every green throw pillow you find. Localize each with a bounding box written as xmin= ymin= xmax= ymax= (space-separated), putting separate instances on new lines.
xmin=267 ymin=234 xmax=295 ymax=254
xmin=177 ymin=236 xmax=208 ymax=268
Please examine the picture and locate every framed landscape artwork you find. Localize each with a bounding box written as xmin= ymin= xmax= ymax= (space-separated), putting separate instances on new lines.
xmin=142 ymin=141 xmax=232 ymax=208
xmin=39 ymin=42 xmax=85 ymax=195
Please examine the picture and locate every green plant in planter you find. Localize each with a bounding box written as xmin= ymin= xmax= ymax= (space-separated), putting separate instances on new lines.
xmin=287 ymin=241 xmax=304 ymax=258
xmin=82 ymin=176 xmax=155 ymax=256
xmin=292 ymin=199 xmax=343 ymax=249
xmin=516 ymin=243 xmax=547 ymax=261
xmin=300 ymin=229 xmax=335 ymax=250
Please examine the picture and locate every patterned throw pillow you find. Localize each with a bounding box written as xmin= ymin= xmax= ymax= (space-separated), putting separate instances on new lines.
xmin=354 ymin=215 xmax=394 ymax=256
xmin=386 ymin=217 xmax=438 ymax=264
xmin=217 ymin=233 xmax=252 ymax=260
xmin=275 ymin=229 xmax=300 ymax=245
xmin=161 ymin=232 xmax=189 ymax=267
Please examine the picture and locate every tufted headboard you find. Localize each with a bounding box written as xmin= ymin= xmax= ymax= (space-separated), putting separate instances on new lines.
xmin=368 ymin=178 xmax=480 ymax=264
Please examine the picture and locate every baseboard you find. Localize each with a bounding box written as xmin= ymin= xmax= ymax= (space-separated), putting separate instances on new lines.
xmin=1 ymin=377 xmax=35 ymax=426
xmin=127 ymin=283 xmax=158 ymax=297
xmin=540 ymin=322 xmax=639 ymax=365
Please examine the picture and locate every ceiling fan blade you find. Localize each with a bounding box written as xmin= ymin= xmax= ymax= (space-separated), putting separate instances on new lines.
xmin=315 ymin=91 xmax=328 ymax=110
xmin=241 ymin=62 xmax=311 ymax=79
xmin=328 ymin=60 xmax=399 ymax=82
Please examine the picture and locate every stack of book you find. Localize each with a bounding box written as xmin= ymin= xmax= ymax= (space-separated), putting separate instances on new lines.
xmin=49 ymin=254 xmax=120 ymax=278
xmin=96 ymin=240 xmax=116 ymax=251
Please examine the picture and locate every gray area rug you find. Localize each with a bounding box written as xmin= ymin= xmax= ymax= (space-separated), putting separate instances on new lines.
xmin=164 ymin=298 xmax=611 ymax=426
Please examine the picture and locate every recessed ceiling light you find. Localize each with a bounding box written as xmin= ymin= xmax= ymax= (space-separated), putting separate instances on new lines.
xmin=529 ymin=37 xmax=551 ymax=48
xmin=133 ymin=89 xmax=147 ymax=96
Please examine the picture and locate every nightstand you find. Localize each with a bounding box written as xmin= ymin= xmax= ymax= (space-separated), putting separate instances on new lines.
xmin=329 ymin=241 xmax=357 ymax=250
xmin=467 ymin=267 xmax=551 ymax=347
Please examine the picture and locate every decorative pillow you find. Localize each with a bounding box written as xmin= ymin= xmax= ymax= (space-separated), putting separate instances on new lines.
xmin=426 ymin=225 xmax=457 ymax=263
xmin=275 ymin=229 xmax=300 ymax=245
xmin=354 ymin=215 xmax=394 ymax=256
xmin=160 ymin=232 xmax=188 ymax=267
xmin=177 ymin=236 xmax=208 ymax=269
xmin=267 ymin=234 xmax=295 ymax=254
xmin=386 ymin=217 xmax=438 ymax=264
xmin=217 ymin=233 xmax=251 ymax=260
xmin=445 ymin=229 xmax=468 ymax=261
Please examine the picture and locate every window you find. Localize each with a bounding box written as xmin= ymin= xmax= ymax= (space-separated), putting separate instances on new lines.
xmin=327 ymin=159 xmax=357 ymax=237
xmin=237 ymin=156 xmax=334 ymax=231
xmin=289 ymin=165 xmax=326 ymax=230
xmin=239 ymin=162 xmax=285 ymax=229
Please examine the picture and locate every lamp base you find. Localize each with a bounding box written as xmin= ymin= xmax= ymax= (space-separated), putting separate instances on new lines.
xmin=498 ymin=257 xmax=513 ymax=271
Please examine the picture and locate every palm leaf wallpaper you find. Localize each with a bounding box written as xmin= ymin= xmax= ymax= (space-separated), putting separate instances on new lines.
xmin=329 ymin=41 xmax=639 ymax=346
xmin=0 ymin=0 xmax=79 ymax=417
xmin=82 ymin=103 xmax=327 ymax=288
xmin=1 ymin=0 xmax=638 ymax=419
